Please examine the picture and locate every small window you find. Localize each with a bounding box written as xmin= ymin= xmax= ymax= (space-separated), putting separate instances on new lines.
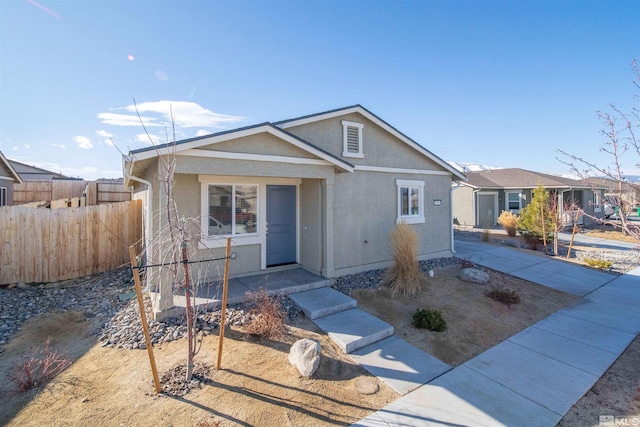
xmin=593 ymin=192 xmax=602 ymax=213
xmin=396 ymin=180 xmax=425 ymax=224
xmin=506 ymin=191 xmax=522 ymax=212
xmin=342 ymin=120 xmax=364 ymax=158
xmin=0 ymin=187 xmax=6 ymax=206
xmin=208 ymin=184 xmax=257 ymax=236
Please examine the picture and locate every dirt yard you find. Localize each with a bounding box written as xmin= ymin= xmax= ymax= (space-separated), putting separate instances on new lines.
xmin=351 ymin=264 xmax=578 ymax=366
xmin=0 ymin=263 xmax=638 ymax=426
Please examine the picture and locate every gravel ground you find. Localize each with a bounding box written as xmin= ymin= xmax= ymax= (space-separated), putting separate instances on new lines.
xmin=1 ymin=229 xmax=636 ymax=354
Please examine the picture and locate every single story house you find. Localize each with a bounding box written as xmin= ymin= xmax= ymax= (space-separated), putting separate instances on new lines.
xmin=8 ymin=159 xmax=69 ymax=180
xmin=452 ymin=168 xmax=606 ymax=227
xmin=123 ymin=104 xmax=466 ymax=317
xmin=0 ymin=151 xmax=23 ymax=206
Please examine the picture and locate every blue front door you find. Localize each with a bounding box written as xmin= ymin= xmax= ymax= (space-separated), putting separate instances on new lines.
xmin=267 ymin=185 xmax=297 ymax=267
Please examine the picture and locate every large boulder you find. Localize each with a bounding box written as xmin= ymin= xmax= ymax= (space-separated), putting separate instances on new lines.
xmin=288 ymin=339 xmax=321 ymax=377
xmin=458 ymin=268 xmax=489 ymax=285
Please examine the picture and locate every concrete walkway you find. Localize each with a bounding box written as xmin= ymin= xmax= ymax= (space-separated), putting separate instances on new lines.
xmin=557 ymin=231 xmax=639 ymax=251
xmin=353 ymin=240 xmax=640 ymax=427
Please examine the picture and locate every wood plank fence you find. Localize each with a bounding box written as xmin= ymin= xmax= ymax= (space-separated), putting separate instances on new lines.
xmin=0 ymin=200 xmax=142 ymax=285
xmin=13 ymin=179 xmax=131 ymax=207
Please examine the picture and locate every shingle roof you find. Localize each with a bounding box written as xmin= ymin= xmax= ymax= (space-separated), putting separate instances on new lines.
xmin=463 ymin=168 xmax=597 ymax=189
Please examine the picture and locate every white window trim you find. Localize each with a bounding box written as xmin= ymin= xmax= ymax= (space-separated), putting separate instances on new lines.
xmin=342 ymin=120 xmax=364 ymax=158
xmin=198 ymin=176 xmax=301 ymax=257
xmin=396 ymin=179 xmax=425 ymax=224
xmin=593 ymin=192 xmax=602 ymax=213
xmin=505 ymin=190 xmax=523 ymax=213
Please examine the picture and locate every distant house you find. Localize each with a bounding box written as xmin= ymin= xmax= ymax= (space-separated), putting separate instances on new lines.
xmin=586 ymin=177 xmax=640 ymax=212
xmin=8 ymin=159 xmax=70 ymax=181
xmin=123 ymin=104 xmax=466 ymax=317
xmin=452 ymin=168 xmax=606 ymax=227
xmin=0 ymin=151 xmax=23 ymax=206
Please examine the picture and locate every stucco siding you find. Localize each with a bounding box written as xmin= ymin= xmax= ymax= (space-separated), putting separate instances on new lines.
xmin=452 ymin=185 xmax=475 ymax=226
xmin=299 ymin=179 xmax=323 ymax=275
xmin=285 ymin=113 xmax=448 ymax=172
xmin=332 ymin=171 xmax=452 ymax=275
xmin=174 ymin=155 xmax=335 ymax=180
xmin=200 ymin=132 xmax=315 ymax=159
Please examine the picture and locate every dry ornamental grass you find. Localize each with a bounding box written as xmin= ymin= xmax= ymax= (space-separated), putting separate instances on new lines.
xmin=385 ymin=222 xmax=422 ymax=298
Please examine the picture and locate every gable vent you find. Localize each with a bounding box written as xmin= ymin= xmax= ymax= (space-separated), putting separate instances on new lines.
xmin=346 ymin=126 xmax=360 ymax=153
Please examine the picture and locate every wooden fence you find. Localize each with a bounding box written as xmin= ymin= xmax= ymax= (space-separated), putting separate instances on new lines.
xmin=12 ymin=180 xmax=131 ymax=207
xmin=13 ymin=180 xmax=87 ymax=205
xmin=0 ymin=200 xmax=142 ymax=285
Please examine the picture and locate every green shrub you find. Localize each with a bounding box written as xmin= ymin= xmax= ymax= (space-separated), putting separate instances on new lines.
xmin=485 ymin=286 xmax=521 ymax=306
xmin=516 ymin=184 xmax=554 ymax=246
xmin=412 ymin=309 xmax=447 ymax=332
xmin=584 ymin=258 xmax=613 ymax=270
xmin=497 ymin=211 xmax=518 ymax=237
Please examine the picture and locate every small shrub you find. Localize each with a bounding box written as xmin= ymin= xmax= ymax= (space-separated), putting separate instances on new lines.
xmin=385 ymin=222 xmax=421 ymax=298
xmin=459 ymin=256 xmax=476 ymax=269
xmin=244 ymin=288 xmax=286 ymax=339
xmin=497 ymin=211 xmax=518 ymax=237
xmin=584 ymin=258 xmax=613 ymax=270
xmin=7 ymin=337 xmax=71 ymax=392
xmin=481 ymin=229 xmax=491 ymax=242
xmin=412 ymin=308 xmax=447 ymax=332
xmin=485 ymin=286 xmax=521 ymax=306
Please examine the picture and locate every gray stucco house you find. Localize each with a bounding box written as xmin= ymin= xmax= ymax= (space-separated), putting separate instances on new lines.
xmin=123 ymin=105 xmax=466 ymax=316
xmin=0 ymin=151 xmax=23 ymax=206
xmin=452 ymin=168 xmax=606 ymax=227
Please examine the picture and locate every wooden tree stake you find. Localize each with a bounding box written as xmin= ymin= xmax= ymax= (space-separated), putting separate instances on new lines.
xmin=129 ymin=245 xmax=161 ymax=393
xmin=216 ymin=237 xmax=232 ymax=370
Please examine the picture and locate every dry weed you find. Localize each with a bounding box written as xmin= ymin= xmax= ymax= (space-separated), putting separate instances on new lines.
xmin=244 ymin=288 xmax=286 ymax=339
xmin=385 ymin=222 xmax=421 ymax=298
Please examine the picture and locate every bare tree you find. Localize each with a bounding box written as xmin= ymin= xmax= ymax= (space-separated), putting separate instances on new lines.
xmin=547 ymin=191 xmax=580 ymax=256
xmin=130 ymin=100 xmax=223 ymax=382
xmin=557 ymin=60 xmax=640 ymax=241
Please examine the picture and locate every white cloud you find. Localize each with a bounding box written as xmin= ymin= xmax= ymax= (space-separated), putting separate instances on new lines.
xmin=135 ymin=133 xmax=163 ymax=145
xmin=195 ymin=129 xmax=210 ymax=137
xmin=73 ymin=135 xmax=93 ymax=149
xmin=24 ymin=144 xmax=30 ymax=149
xmin=96 ymin=129 xmax=115 ymax=146
xmin=97 ymin=112 xmax=162 ymax=127
xmin=46 ymin=142 xmax=66 ymax=149
xmin=99 ymin=100 xmax=244 ymax=130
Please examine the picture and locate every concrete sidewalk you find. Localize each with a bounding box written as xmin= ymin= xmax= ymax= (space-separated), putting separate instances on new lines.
xmin=354 ymin=241 xmax=640 ymax=427
xmin=557 ymin=231 xmax=638 ymax=251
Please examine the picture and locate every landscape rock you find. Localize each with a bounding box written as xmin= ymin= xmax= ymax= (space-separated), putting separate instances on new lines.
xmin=288 ymin=338 xmax=321 ymax=377
xmin=458 ymin=268 xmax=490 ymax=285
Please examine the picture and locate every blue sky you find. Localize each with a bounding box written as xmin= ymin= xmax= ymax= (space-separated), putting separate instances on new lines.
xmin=1 ymin=0 xmax=638 ymax=180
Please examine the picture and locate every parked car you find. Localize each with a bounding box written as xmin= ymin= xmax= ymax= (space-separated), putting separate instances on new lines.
xmin=604 ymin=201 xmax=616 ymax=219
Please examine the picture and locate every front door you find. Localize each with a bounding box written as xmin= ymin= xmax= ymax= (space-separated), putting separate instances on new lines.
xmin=477 ymin=194 xmax=496 ymax=227
xmin=266 ymin=185 xmax=297 ymax=267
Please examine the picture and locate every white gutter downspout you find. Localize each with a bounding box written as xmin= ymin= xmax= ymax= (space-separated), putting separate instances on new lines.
xmin=123 ymin=156 xmax=153 ymax=292
xmin=450 ymin=180 xmax=462 ymax=253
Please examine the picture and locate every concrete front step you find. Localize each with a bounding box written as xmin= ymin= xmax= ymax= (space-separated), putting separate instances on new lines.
xmin=314 ymin=308 xmax=394 ymax=353
xmin=288 ymin=287 xmax=357 ymax=320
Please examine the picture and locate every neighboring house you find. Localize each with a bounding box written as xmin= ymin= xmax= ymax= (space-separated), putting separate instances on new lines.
xmin=8 ymin=159 xmax=69 ymax=180
xmin=123 ymin=104 xmax=466 ymax=316
xmin=0 ymin=151 xmax=23 ymax=206
xmin=452 ymin=168 xmax=606 ymax=227
xmin=586 ymin=177 xmax=640 ymax=212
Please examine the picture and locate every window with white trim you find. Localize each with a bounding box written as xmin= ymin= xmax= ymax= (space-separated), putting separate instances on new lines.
xmin=593 ymin=192 xmax=602 ymax=213
xmin=0 ymin=187 xmax=6 ymax=206
xmin=208 ymin=184 xmax=257 ymax=236
xmin=342 ymin=120 xmax=364 ymax=158
xmin=505 ymin=191 xmax=522 ymax=212
xmin=396 ymin=180 xmax=425 ymax=224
